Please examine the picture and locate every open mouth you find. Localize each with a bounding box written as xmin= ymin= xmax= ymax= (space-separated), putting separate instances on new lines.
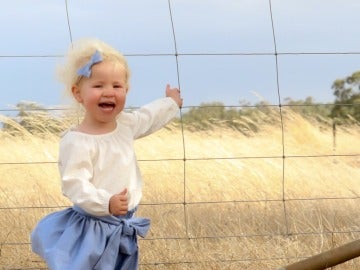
xmin=98 ymin=102 xmax=116 ymax=110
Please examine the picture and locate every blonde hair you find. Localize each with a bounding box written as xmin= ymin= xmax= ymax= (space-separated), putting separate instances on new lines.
xmin=57 ymin=38 xmax=130 ymax=99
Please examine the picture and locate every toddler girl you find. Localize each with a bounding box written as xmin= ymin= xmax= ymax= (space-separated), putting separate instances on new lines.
xmin=31 ymin=38 xmax=183 ymax=270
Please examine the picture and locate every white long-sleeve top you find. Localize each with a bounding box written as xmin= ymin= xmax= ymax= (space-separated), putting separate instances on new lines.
xmin=58 ymin=97 xmax=179 ymax=216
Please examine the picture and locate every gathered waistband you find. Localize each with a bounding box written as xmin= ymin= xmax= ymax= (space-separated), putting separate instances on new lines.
xmin=72 ymin=205 xmax=137 ymax=225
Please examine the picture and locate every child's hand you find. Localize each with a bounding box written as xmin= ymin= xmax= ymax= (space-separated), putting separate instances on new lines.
xmin=109 ymin=188 xmax=128 ymax=216
xmin=166 ymin=84 xmax=183 ymax=108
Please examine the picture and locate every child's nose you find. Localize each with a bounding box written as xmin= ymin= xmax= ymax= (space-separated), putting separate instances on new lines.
xmin=102 ymin=87 xmax=115 ymax=97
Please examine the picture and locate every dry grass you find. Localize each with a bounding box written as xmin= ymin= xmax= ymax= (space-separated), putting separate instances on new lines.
xmin=0 ymin=109 xmax=359 ymax=269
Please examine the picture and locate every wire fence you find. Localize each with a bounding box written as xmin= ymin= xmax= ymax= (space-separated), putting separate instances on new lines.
xmin=0 ymin=0 xmax=359 ymax=269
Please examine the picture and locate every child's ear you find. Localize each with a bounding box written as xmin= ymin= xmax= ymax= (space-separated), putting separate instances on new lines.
xmin=72 ymin=85 xmax=83 ymax=103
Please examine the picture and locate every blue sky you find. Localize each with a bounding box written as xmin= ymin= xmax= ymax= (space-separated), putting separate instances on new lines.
xmin=0 ymin=0 xmax=360 ymax=111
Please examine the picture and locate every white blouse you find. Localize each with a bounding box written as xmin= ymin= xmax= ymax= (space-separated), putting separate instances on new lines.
xmin=58 ymin=97 xmax=179 ymax=216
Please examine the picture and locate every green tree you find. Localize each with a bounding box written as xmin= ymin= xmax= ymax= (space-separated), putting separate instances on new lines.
xmin=283 ymin=96 xmax=331 ymax=119
xmin=331 ymin=71 xmax=360 ymax=123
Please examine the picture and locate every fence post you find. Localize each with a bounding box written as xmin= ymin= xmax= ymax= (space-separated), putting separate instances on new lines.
xmin=277 ymin=239 xmax=360 ymax=270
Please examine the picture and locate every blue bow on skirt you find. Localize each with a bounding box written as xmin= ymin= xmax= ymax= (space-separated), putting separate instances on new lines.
xmin=31 ymin=206 xmax=150 ymax=270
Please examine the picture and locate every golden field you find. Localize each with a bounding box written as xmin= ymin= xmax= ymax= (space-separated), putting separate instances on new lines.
xmin=0 ymin=108 xmax=359 ymax=269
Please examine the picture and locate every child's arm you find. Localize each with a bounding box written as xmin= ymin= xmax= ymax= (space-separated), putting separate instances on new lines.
xmin=59 ymin=136 xmax=114 ymax=216
xmin=127 ymin=84 xmax=183 ymax=139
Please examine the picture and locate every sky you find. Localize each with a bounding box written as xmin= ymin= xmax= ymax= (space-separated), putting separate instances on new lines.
xmin=0 ymin=0 xmax=360 ymax=112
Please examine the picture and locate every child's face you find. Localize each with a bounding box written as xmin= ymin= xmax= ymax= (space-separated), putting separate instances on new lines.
xmin=72 ymin=61 xmax=128 ymax=128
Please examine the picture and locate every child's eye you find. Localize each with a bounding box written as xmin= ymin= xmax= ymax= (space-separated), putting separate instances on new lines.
xmin=94 ymin=85 xmax=102 ymax=88
xmin=114 ymin=85 xmax=123 ymax=89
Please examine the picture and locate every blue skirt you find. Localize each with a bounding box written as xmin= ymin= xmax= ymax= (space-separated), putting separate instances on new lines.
xmin=31 ymin=206 xmax=150 ymax=270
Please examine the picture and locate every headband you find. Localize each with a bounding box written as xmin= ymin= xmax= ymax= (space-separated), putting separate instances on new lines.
xmin=77 ymin=50 xmax=103 ymax=78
